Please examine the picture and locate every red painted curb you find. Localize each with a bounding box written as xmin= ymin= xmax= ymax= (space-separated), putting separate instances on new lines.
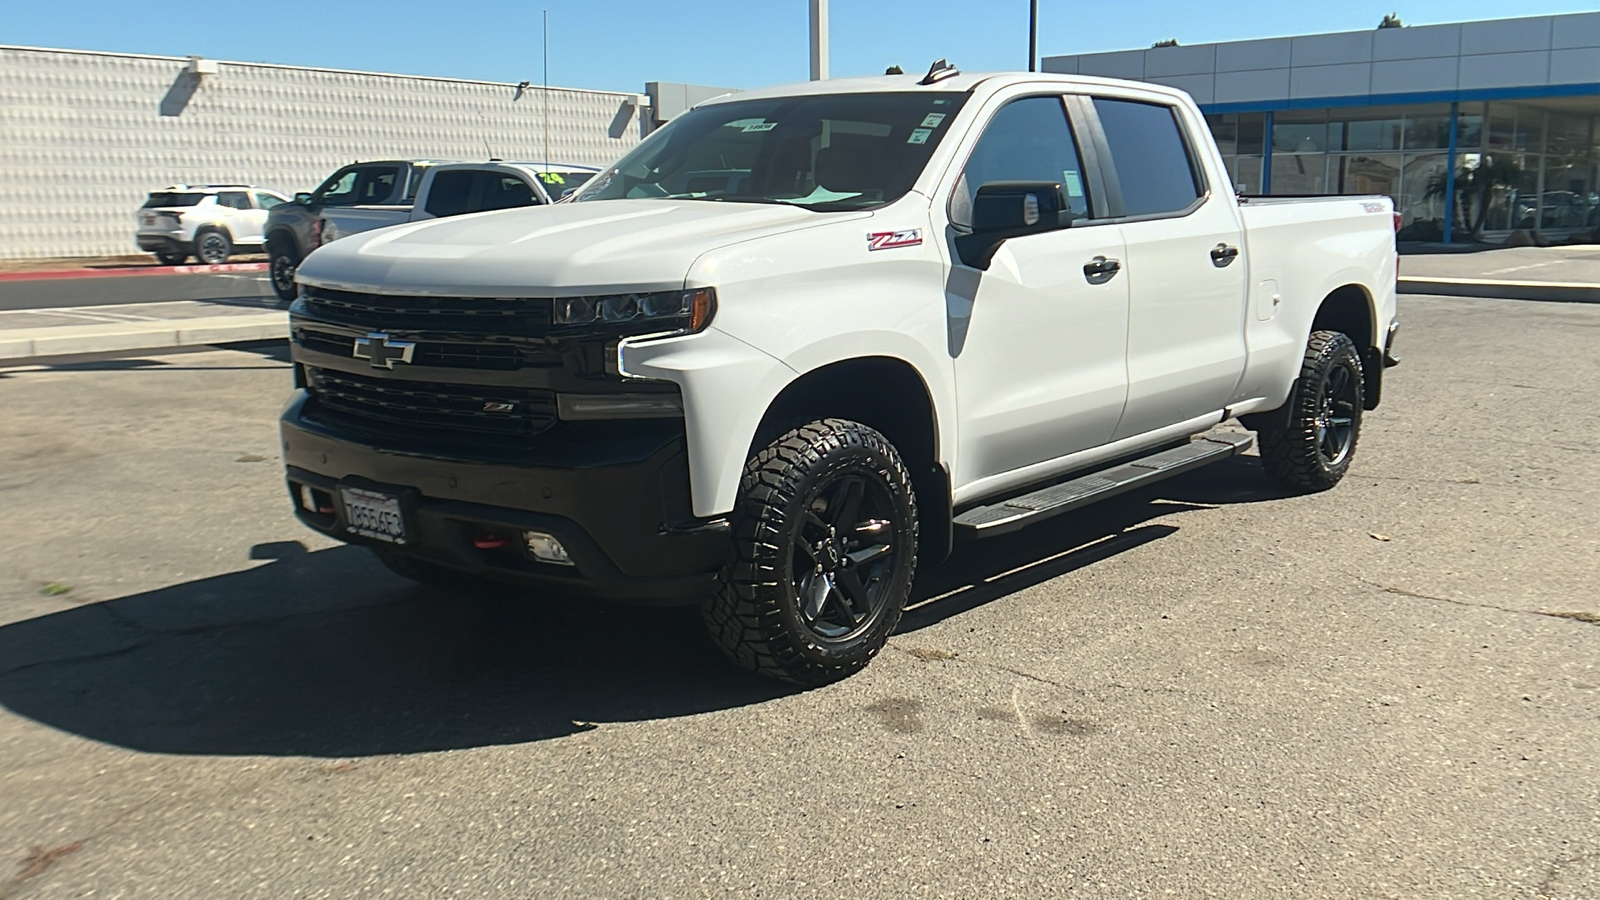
xmin=0 ymin=262 xmax=268 ymax=283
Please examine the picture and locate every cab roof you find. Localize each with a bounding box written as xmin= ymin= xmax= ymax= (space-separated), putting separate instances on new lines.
xmin=697 ymin=70 xmax=1188 ymax=107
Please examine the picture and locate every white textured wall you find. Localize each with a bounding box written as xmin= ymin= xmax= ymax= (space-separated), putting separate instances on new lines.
xmin=0 ymin=45 xmax=647 ymax=259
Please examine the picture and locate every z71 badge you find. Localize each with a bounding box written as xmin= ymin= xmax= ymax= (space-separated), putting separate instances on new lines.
xmin=867 ymin=229 xmax=923 ymax=251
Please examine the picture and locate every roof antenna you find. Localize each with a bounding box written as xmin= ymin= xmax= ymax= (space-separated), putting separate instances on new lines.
xmin=919 ymin=58 xmax=959 ymax=85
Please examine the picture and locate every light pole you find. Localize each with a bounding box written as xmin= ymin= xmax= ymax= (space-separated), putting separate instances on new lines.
xmin=1028 ymin=0 xmax=1038 ymax=72
xmin=809 ymin=0 xmax=829 ymax=80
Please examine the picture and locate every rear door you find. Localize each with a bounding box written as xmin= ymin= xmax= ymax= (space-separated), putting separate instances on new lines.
xmin=216 ymin=191 xmax=258 ymax=242
xmin=1086 ymin=95 xmax=1248 ymax=440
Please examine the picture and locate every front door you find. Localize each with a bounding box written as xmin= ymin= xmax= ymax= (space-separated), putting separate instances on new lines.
xmin=946 ymin=95 xmax=1130 ymax=496
xmin=1088 ymin=96 xmax=1249 ymax=440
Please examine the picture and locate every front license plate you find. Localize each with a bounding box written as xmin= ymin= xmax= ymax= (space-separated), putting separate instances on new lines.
xmin=340 ymin=487 xmax=406 ymax=544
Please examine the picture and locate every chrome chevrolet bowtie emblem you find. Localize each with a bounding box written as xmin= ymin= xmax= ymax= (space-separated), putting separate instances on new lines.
xmin=352 ymin=332 xmax=415 ymax=369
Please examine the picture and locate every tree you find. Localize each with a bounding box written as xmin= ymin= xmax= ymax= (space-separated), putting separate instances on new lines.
xmin=1378 ymin=13 xmax=1404 ymax=28
xmin=1425 ymin=156 xmax=1525 ymax=237
xmin=1152 ymin=39 xmax=1180 ymax=48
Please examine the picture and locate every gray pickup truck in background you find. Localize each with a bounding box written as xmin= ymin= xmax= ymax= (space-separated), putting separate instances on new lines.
xmin=266 ymin=160 xmax=600 ymax=301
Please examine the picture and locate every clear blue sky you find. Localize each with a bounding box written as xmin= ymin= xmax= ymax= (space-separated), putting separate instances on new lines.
xmin=9 ymin=0 xmax=1598 ymax=93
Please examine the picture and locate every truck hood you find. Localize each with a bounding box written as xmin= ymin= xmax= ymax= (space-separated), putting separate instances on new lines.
xmin=295 ymin=198 xmax=870 ymax=296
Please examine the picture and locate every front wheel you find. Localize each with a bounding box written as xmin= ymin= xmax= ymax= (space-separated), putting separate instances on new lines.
xmin=1255 ymin=330 xmax=1364 ymax=492
xmin=268 ymin=239 xmax=300 ymax=302
xmin=702 ymin=418 xmax=918 ymax=686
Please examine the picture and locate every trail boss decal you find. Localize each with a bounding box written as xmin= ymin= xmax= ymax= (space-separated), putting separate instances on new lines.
xmin=867 ymin=229 xmax=923 ymax=251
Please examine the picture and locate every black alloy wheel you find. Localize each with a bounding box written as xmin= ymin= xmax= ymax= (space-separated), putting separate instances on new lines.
xmin=1254 ymin=330 xmax=1365 ymax=492
xmin=704 ymin=418 xmax=918 ymax=686
xmin=1315 ymin=356 xmax=1359 ymax=468
xmin=791 ymin=472 xmax=900 ymax=643
xmin=269 ymin=242 xmax=300 ymax=302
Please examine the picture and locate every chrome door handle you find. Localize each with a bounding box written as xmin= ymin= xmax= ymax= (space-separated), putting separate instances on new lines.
xmin=1210 ymin=244 xmax=1240 ymax=267
xmin=1083 ymin=256 xmax=1121 ymax=283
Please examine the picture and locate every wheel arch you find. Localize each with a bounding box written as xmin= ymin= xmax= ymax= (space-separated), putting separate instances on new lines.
xmin=752 ymin=356 xmax=953 ymax=562
xmin=1311 ymin=283 xmax=1383 ymax=410
xmin=265 ymin=226 xmax=302 ymax=256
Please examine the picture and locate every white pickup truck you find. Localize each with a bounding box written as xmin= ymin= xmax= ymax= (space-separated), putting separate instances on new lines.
xmin=265 ymin=161 xmax=600 ymax=301
xmin=280 ymin=66 xmax=1399 ymax=685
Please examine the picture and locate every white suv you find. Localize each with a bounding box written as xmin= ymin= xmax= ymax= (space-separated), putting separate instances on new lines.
xmin=135 ymin=185 xmax=289 ymax=265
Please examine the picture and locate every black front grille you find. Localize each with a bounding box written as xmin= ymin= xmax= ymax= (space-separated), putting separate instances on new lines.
xmin=302 ymin=286 xmax=553 ymax=335
xmin=295 ymin=329 xmax=550 ymax=371
xmin=304 ymin=367 xmax=556 ymax=443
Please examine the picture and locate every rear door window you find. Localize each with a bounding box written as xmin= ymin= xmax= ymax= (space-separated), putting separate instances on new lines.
xmin=217 ymin=191 xmax=252 ymax=210
xmin=1090 ymin=98 xmax=1203 ymax=217
xmin=423 ymin=170 xmax=477 ymax=218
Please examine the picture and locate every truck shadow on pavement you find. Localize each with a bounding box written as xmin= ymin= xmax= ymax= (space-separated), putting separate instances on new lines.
xmin=0 ymin=458 xmax=1287 ymax=758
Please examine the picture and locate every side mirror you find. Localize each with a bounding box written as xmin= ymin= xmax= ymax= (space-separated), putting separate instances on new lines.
xmin=955 ymin=181 xmax=1071 ymax=270
xmin=294 ymin=192 xmax=314 ymax=205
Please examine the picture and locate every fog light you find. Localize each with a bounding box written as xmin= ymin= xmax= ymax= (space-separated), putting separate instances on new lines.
xmin=523 ymin=531 xmax=573 ymax=565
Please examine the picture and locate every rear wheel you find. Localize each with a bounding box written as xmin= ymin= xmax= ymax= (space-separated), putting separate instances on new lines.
xmin=268 ymin=237 xmax=300 ymax=302
xmin=1255 ymin=330 xmax=1364 ymax=492
xmin=194 ymin=228 xmax=232 ymax=264
xmin=702 ymin=418 xmax=918 ymax=686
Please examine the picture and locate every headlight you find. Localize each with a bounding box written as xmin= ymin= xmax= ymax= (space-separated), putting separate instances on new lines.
xmin=553 ymin=288 xmax=716 ymax=333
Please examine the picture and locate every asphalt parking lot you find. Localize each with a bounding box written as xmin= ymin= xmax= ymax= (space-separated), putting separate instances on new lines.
xmin=0 ymin=295 xmax=1596 ymax=899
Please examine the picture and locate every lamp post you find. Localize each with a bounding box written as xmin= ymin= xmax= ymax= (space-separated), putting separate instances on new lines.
xmin=810 ymin=0 xmax=829 ymax=80
xmin=1029 ymin=0 xmax=1038 ymax=72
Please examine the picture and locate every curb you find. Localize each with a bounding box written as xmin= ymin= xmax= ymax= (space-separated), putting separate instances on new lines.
xmin=1399 ymin=276 xmax=1600 ymax=303
xmin=0 ymin=262 xmax=268 ymax=283
xmin=0 ymin=313 xmax=287 ymax=362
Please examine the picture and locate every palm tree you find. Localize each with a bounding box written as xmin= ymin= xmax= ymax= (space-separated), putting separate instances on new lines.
xmin=1425 ymin=156 xmax=1524 ymax=238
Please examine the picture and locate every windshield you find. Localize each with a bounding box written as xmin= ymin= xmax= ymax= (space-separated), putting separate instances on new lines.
xmin=142 ymin=192 xmax=205 ymax=208
xmin=576 ymin=92 xmax=969 ymax=211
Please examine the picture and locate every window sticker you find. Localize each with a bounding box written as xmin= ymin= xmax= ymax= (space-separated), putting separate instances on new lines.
xmin=539 ymin=172 xmax=566 ymax=184
xmin=907 ymin=128 xmax=932 ymax=145
xmin=920 ymin=113 xmax=947 ymax=128
xmin=1063 ymin=170 xmax=1084 ymax=197
xmin=741 ymin=121 xmax=777 ymax=133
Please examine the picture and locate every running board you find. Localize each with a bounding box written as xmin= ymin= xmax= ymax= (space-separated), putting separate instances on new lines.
xmin=953 ymin=430 xmax=1255 ymax=537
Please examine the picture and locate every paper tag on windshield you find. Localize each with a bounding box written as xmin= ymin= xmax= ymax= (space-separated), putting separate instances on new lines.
xmin=907 ymin=128 xmax=932 ymax=145
xmin=920 ymin=113 xmax=947 ymax=128
xmin=742 ymin=122 xmax=776 ymax=132
xmin=1064 ymin=171 xmax=1084 ymax=197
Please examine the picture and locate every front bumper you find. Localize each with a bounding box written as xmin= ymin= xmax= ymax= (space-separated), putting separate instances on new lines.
xmin=280 ymin=391 xmax=728 ymax=604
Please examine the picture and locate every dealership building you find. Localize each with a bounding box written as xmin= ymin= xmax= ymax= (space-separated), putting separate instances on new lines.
xmin=1044 ymin=12 xmax=1600 ymax=243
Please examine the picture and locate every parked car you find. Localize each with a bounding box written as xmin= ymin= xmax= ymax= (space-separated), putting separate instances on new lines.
xmin=281 ymin=67 xmax=1399 ymax=685
xmin=135 ymin=185 xmax=288 ymax=264
xmin=264 ymin=160 xmax=600 ymax=301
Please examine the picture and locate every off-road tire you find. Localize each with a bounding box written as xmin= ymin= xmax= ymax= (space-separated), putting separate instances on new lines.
xmin=1256 ymin=330 xmax=1364 ymax=492
xmin=154 ymin=249 xmax=187 ymax=265
xmin=372 ymin=547 xmax=475 ymax=591
xmin=194 ymin=227 xmax=232 ymax=265
xmin=702 ymin=418 xmax=918 ymax=686
xmin=268 ymin=237 xmax=300 ymax=302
